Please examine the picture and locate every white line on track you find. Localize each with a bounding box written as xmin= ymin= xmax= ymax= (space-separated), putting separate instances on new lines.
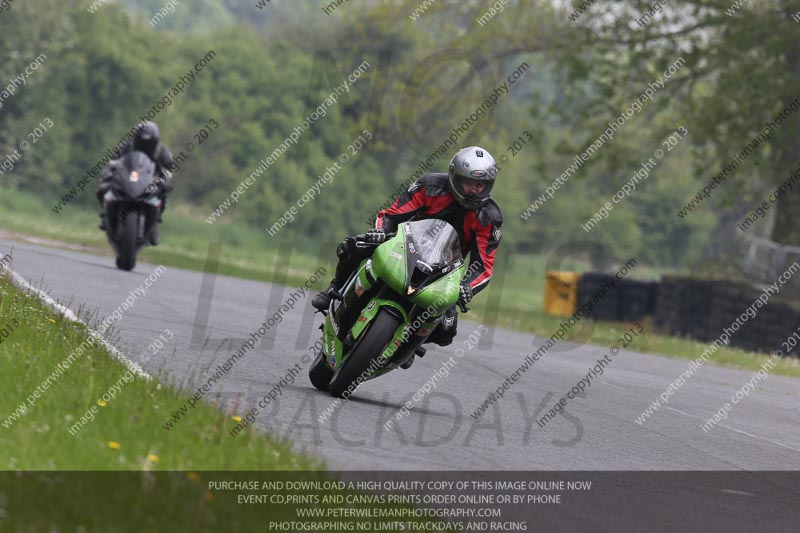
xmin=1 ymin=262 xmax=151 ymax=380
xmin=665 ymin=406 xmax=800 ymax=454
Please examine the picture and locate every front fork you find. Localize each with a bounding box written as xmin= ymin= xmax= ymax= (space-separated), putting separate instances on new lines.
xmin=103 ymin=193 xmax=159 ymax=242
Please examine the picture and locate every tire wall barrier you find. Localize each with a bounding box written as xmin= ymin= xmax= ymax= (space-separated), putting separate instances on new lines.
xmin=575 ymin=273 xmax=656 ymax=323
xmin=571 ymin=273 xmax=798 ymax=356
xmin=654 ymin=277 xmax=799 ymax=356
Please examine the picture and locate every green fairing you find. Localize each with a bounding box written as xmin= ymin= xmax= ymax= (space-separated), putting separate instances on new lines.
xmin=371 ymin=230 xmax=407 ymax=294
xmin=371 ymin=226 xmax=464 ymax=315
xmin=409 ymin=263 xmax=464 ymax=314
xmin=322 ymin=220 xmax=466 ymax=381
xmin=322 ymin=315 xmax=344 ymax=369
xmin=356 ymin=262 xmax=374 ymax=293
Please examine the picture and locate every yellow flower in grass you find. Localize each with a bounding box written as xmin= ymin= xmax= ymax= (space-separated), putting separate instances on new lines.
xmin=97 ymin=399 xmax=107 ymax=407
xmin=232 ymin=416 xmax=242 ymax=422
xmin=48 ymin=318 xmax=56 ymax=323
xmin=108 ymin=441 xmax=121 ymax=450
xmin=186 ymin=472 xmax=200 ymax=482
xmin=147 ymin=454 xmax=159 ymax=463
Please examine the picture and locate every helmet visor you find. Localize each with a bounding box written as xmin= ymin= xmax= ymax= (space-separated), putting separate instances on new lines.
xmin=134 ymin=135 xmax=158 ymax=156
xmin=452 ymin=173 xmax=494 ymax=208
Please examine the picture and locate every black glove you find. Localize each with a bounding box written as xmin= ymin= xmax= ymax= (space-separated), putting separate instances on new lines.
xmin=336 ymin=237 xmax=356 ymax=259
xmin=155 ymin=170 xmax=174 ymax=193
xmin=458 ymin=283 xmax=473 ymax=308
xmin=364 ymin=228 xmax=386 ymax=244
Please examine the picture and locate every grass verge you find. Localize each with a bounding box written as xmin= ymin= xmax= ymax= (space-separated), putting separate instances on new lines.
xmin=0 ymin=273 xmax=319 ymax=470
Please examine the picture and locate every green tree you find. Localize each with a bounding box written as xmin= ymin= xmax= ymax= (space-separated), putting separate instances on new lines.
xmin=553 ymin=0 xmax=800 ymax=246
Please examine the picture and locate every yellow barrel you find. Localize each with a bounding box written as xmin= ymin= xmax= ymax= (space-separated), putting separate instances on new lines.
xmin=544 ymin=271 xmax=581 ymax=316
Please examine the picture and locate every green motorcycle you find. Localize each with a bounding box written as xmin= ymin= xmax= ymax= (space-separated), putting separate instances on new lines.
xmin=309 ymin=219 xmax=468 ymax=398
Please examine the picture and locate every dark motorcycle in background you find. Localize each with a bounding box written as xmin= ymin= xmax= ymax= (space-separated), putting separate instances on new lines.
xmin=101 ymin=151 xmax=163 ymax=271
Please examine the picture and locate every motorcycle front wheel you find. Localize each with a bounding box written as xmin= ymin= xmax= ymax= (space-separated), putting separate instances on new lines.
xmin=116 ymin=210 xmax=138 ymax=271
xmin=328 ymin=308 xmax=402 ymax=398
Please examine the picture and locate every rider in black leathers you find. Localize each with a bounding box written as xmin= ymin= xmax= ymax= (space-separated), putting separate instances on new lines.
xmin=97 ymin=121 xmax=174 ymax=245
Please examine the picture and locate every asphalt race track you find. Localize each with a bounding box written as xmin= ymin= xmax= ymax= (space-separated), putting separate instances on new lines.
xmin=2 ymin=238 xmax=799 ymax=472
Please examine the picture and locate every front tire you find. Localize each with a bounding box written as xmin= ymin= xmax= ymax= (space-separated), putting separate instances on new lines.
xmin=116 ymin=210 xmax=138 ymax=271
xmin=309 ymin=350 xmax=334 ymax=391
xmin=328 ymin=309 xmax=402 ymax=398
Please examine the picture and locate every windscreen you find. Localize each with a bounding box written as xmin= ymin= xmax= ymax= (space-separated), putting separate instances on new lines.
xmin=407 ymin=219 xmax=461 ymax=267
xmin=120 ymin=151 xmax=156 ymax=177
xmin=114 ymin=150 xmax=157 ymax=198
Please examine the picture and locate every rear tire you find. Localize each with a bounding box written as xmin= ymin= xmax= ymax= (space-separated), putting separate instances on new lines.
xmin=309 ymin=350 xmax=334 ymax=391
xmin=328 ymin=309 xmax=402 ymax=398
xmin=116 ymin=210 xmax=138 ymax=271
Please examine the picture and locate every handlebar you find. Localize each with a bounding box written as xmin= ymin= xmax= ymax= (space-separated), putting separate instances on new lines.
xmin=458 ymin=301 xmax=469 ymax=314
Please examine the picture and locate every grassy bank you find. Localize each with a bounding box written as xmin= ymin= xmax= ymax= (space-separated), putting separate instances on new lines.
xmin=0 ymin=273 xmax=318 ymax=470
xmin=3 ymin=188 xmax=799 ymax=378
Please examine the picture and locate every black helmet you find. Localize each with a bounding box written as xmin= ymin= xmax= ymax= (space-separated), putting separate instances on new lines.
xmin=448 ymin=146 xmax=498 ymax=210
xmin=133 ymin=121 xmax=160 ymax=156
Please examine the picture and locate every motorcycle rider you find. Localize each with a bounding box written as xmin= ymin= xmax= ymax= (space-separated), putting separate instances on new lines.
xmin=312 ymin=146 xmax=503 ymax=350
xmin=96 ymin=121 xmax=174 ymax=245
